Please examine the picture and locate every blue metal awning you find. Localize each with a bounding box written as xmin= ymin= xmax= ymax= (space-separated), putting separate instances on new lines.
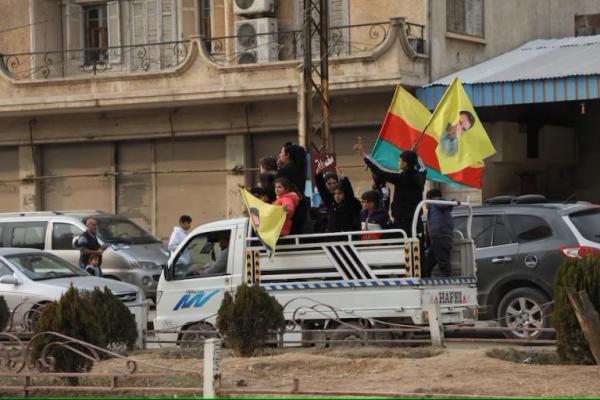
xmin=416 ymin=35 xmax=600 ymax=109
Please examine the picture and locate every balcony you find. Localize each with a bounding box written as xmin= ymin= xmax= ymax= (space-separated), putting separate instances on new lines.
xmin=0 ymin=19 xmax=426 ymax=81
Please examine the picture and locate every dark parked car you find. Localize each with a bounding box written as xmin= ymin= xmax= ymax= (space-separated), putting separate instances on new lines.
xmin=451 ymin=195 xmax=600 ymax=339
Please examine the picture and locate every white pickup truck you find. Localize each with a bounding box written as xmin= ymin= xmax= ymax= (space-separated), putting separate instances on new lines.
xmin=154 ymin=200 xmax=478 ymax=346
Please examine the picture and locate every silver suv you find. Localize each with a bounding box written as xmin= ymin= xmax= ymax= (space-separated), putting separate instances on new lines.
xmin=452 ymin=195 xmax=600 ymax=339
xmin=0 ymin=211 xmax=169 ymax=299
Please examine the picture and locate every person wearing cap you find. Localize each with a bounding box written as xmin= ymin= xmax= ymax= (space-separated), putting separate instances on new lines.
xmin=353 ymin=140 xmax=426 ymax=237
xmin=423 ymin=189 xmax=459 ymax=278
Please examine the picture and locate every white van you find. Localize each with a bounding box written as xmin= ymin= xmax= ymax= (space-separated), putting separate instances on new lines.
xmin=0 ymin=211 xmax=169 ymax=299
xmin=155 ymin=200 xmax=478 ymax=346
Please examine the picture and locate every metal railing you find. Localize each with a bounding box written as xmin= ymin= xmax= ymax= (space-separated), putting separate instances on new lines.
xmin=0 ymin=20 xmax=426 ymax=80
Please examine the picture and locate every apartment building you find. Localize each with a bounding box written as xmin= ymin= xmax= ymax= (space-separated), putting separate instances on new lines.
xmin=0 ymin=0 xmax=597 ymax=238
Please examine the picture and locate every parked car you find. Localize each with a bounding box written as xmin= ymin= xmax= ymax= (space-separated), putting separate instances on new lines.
xmin=0 ymin=211 xmax=169 ymax=300
xmin=0 ymin=247 xmax=147 ymax=343
xmin=451 ymin=195 xmax=600 ymax=339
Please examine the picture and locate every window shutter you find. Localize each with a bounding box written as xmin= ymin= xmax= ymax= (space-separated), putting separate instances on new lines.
xmin=446 ymin=0 xmax=458 ymax=32
xmin=65 ymin=2 xmax=83 ymax=65
xmin=180 ymin=0 xmax=197 ymax=40
xmin=329 ymin=0 xmax=349 ymax=55
xmin=107 ymin=1 xmax=122 ymax=64
xmin=131 ymin=0 xmax=146 ymax=45
xmin=466 ymin=0 xmax=484 ymax=37
xmin=294 ymin=0 xmax=349 ymax=58
xmin=159 ymin=0 xmax=178 ymax=67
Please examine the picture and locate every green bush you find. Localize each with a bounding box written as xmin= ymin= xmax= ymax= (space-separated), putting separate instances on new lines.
xmin=87 ymin=287 xmax=138 ymax=352
xmin=31 ymin=286 xmax=105 ymax=375
xmin=553 ymin=256 xmax=600 ymax=365
xmin=216 ymin=284 xmax=285 ymax=357
xmin=0 ymin=295 xmax=9 ymax=332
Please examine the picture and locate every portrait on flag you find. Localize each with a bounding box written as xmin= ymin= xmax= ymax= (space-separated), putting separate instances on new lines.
xmin=439 ymin=110 xmax=476 ymax=157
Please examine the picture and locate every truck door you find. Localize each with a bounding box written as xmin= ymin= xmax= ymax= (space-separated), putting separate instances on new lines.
xmin=157 ymin=227 xmax=236 ymax=327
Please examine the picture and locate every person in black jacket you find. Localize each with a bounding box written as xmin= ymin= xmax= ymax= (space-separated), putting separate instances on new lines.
xmin=316 ymin=164 xmax=361 ymax=232
xmin=276 ymin=142 xmax=309 ymax=233
xmin=353 ymin=139 xmax=426 ymax=237
xmin=276 ymin=143 xmax=306 ymax=194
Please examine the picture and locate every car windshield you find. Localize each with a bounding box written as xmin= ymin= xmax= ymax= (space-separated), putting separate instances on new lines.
xmin=7 ymin=253 xmax=87 ymax=281
xmin=569 ymin=208 xmax=600 ymax=244
xmin=93 ymin=217 xmax=161 ymax=245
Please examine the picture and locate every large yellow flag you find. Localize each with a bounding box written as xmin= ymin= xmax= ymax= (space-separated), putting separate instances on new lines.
xmin=427 ymin=77 xmax=496 ymax=174
xmin=240 ymin=188 xmax=286 ymax=257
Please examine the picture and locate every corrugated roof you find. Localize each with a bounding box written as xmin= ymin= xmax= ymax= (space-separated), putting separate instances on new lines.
xmin=429 ymin=34 xmax=600 ymax=86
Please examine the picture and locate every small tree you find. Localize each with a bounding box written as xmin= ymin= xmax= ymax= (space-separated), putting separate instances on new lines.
xmin=87 ymin=287 xmax=138 ymax=353
xmin=0 ymin=295 xmax=9 ymax=332
xmin=216 ymin=284 xmax=285 ymax=357
xmin=30 ymin=286 xmax=105 ymax=377
xmin=553 ymin=256 xmax=600 ymax=365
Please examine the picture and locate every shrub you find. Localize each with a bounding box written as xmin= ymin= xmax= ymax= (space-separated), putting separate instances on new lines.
xmin=87 ymin=287 xmax=138 ymax=352
xmin=0 ymin=295 xmax=9 ymax=332
xmin=30 ymin=286 xmax=105 ymax=376
xmin=553 ymin=256 xmax=600 ymax=365
xmin=216 ymin=284 xmax=285 ymax=357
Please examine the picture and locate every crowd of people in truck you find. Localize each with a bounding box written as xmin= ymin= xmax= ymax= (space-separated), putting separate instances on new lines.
xmin=245 ymin=140 xmax=460 ymax=278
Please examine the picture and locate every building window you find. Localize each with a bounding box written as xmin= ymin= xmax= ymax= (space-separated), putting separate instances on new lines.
xmin=199 ymin=0 xmax=212 ymax=38
xmin=446 ymin=0 xmax=484 ymax=38
xmin=84 ymin=4 xmax=108 ymax=65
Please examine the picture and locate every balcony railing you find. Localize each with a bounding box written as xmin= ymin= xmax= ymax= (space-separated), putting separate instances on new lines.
xmin=0 ymin=20 xmax=425 ymax=80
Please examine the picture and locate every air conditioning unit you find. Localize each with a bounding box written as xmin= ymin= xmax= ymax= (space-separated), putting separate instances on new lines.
xmin=235 ymin=18 xmax=279 ymax=64
xmin=233 ymin=0 xmax=275 ymax=15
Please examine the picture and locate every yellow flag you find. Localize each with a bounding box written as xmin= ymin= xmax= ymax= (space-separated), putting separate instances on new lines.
xmin=427 ymin=77 xmax=496 ymax=174
xmin=240 ymin=188 xmax=286 ymax=257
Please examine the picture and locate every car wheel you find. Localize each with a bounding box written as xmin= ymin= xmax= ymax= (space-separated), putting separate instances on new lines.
xmin=180 ymin=322 xmax=218 ymax=349
xmin=497 ymin=287 xmax=552 ymax=340
xmin=329 ymin=322 xmax=368 ymax=347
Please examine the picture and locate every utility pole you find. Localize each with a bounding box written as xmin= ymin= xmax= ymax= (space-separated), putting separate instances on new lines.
xmin=302 ymin=0 xmax=330 ymax=151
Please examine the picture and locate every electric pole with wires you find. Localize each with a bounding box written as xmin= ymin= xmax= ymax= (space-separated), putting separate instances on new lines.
xmin=301 ymin=0 xmax=330 ymax=152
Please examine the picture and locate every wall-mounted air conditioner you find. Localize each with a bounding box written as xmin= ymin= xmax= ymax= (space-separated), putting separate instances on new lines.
xmin=235 ymin=18 xmax=278 ymax=64
xmin=233 ymin=0 xmax=275 ymax=16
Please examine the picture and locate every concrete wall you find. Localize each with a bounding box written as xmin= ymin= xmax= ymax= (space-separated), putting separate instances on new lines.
xmin=429 ymin=0 xmax=600 ymax=80
xmin=0 ymin=0 xmax=31 ymax=54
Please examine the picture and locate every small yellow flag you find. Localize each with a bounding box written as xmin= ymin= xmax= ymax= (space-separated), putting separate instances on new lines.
xmin=427 ymin=77 xmax=496 ymax=174
xmin=240 ymin=188 xmax=286 ymax=257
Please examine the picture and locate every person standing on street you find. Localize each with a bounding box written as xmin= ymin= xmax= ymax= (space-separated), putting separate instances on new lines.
xmin=423 ymin=189 xmax=459 ymax=278
xmin=168 ymin=215 xmax=192 ymax=252
xmin=77 ymin=217 xmax=107 ymax=270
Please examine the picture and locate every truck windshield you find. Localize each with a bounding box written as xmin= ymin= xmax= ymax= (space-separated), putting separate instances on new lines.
xmin=569 ymin=208 xmax=600 ymax=244
xmin=93 ymin=217 xmax=162 ymax=245
xmin=7 ymin=253 xmax=87 ymax=281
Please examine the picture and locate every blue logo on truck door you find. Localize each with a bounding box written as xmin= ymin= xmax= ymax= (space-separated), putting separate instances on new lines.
xmin=173 ymin=289 xmax=220 ymax=311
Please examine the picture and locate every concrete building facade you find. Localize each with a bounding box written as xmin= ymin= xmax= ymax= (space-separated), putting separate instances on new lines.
xmin=0 ymin=0 xmax=597 ymax=238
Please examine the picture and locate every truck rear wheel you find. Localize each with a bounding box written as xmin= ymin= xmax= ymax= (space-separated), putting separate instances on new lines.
xmin=329 ymin=322 xmax=368 ymax=347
